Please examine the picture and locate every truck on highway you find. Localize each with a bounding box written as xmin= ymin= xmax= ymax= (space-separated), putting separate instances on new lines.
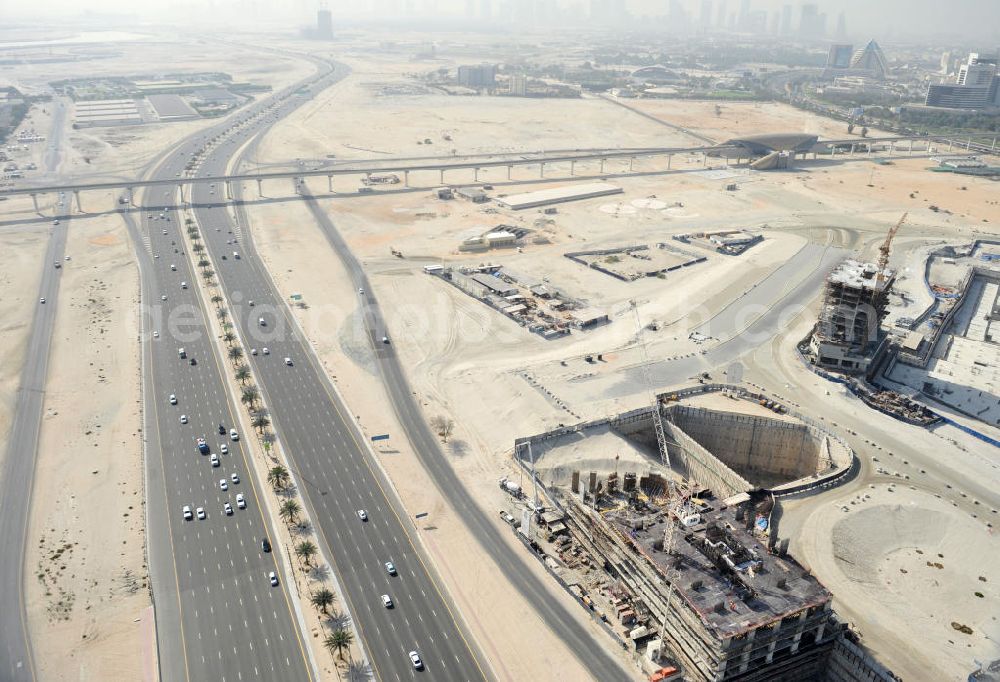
xmin=197 ymin=437 xmax=210 ymax=454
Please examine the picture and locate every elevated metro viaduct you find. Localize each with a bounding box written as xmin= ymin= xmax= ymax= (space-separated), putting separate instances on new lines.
xmin=2 ymin=133 xmax=988 ymax=213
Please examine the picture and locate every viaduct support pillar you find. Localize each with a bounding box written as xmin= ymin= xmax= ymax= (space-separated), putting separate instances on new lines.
xmin=439 ymin=169 xmax=444 ymax=184
xmin=474 ymin=167 xmax=479 ymax=182
xmin=908 ymin=139 xmax=914 ymax=155
xmin=225 ymin=181 xmax=232 ymax=201
xmin=31 ymin=193 xmax=39 ymax=213
xmin=667 ymin=154 xmax=672 ymax=170
xmin=539 ymin=162 xmax=545 ymax=178
xmin=73 ymin=190 xmax=82 ymax=212
xmin=570 ymin=160 xmax=575 ymax=176
xmin=127 ymin=187 xmax=134 ymax=206
xmin=257 ymin=178 xmax=263 ymax=197
xmin=629 ymin=157 xmax=634 ymax=171
xmin=506 ymin=165 xmax=512 ymax=180
xmin=600 ymin=158 xmax=606 ymax=173
xmin=328 ymin=175 xmax=333 ymax=192
xmin=403 ymin=170 xmax=409 ymax=187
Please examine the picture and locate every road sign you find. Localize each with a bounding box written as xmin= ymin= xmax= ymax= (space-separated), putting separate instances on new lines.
xmin=371 ymin=434 xmax=390 ymax=442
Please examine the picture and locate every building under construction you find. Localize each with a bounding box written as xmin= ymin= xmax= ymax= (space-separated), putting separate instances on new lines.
xmin=809 ymin=259 xmax=896 ymax=373
xmin=558 ymin=487 xmax=837 ymax=681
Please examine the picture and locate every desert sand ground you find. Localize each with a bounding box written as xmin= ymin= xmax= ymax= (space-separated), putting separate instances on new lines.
xmin=23 ymin=197 xmax=151 ymax=681
xmin=793 ymin=484 xmax=1000 ymax=680
xmin=241 ymin=53 xmax=1000 ymax=681
xmin=2 ymin=36 xmax=314 ymax=183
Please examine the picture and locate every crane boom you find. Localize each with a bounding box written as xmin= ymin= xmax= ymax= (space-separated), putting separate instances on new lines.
xmin=878 ymin=212 xmax=906 ymax=273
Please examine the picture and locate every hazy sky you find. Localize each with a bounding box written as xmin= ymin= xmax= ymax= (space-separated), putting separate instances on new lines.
xmin=3 ymin=0 xmax=999 ymax=42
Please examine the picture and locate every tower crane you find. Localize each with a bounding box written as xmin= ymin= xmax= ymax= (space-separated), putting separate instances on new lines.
xmin=630 ymin=300 xmax=683 ymax=644
xmin=877 ymin=213 xmax=906 ymax=283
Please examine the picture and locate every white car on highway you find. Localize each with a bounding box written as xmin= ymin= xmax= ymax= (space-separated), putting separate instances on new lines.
xmin=180 ymin=281 xmax=187 ymax=289
xmin=409 ymin=651 xmax=423 ymax=670
xmin=220 ymin=443 xmax=228 ymax=455
xmin=262 ymin=347 xmax=269 ymax=355
xmin=381 ymin=594 xmax=393 ymax=608
xmin=182 ymin=505 xmax=193 ymax=521
xmin=269 ymin=572 xmax=279 ymax=586
xmin=196 ymin=507 xmax=206 ymax=520
xmin=385 ymin=561 xmax=396 ymax=576
xmin=284 ymin=357 xmax=293 ymax=366
xmin=211 ymin=454 xmax=220 ymax=467
xmin=219 ymin=478 xmax=228 ymax=491
xmin=231 ymin=473 xmax=239 ymax=484
xmin=357 ymin=509 xmax=368 ymax=521
xmin=230 ymin=429 xmax=239 ymax=441
xmin=224 ymin=502 xmax=233 ymax=515
xmin=161 ymin=294 xmax=167 ymax=301
xmin=179 ymin=414 xmax=188 ymax=424
xmin=169 ymin=394 xmax=177 ymax=405
xmin=236 ymin=493 xmax=246 ymax=509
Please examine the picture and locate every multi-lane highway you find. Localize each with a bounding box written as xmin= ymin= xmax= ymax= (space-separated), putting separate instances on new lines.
xmin=179 ymin=65 xmax=491 ymax=680
xmin=131 ymin=194 xmax=312 ymax=681
xmin=131 ymin=54 xmax=347 ymax=682
xmin=0 ymin=219 xmax=67 ymax=682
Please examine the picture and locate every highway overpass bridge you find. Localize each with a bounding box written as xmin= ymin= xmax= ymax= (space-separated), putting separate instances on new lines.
xmin=2 ymin=134 xmax=988 ymax=212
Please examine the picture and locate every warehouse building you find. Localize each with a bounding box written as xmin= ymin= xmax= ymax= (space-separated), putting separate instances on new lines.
xmin=496 ymin=182 xmax=622 ymax=210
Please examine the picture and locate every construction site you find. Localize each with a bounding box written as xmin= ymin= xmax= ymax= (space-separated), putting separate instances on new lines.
xmin=807 ymin=216 xmax=905 ymax=375
xmin=425 ymin=262 xmax=609 ymax=338
xmin=508 ymin=385 xmax=864 ymax=682
xmin=564 ymin=243 xmax=707 ymax=282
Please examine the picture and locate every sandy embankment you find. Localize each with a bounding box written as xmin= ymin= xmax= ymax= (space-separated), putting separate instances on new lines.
xmin=0 ymin=225 xmax=49 ymax=465
xmin=24 ymin=204 xmax=151 ymax=681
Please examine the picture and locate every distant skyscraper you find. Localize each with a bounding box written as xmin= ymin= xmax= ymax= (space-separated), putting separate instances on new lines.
xmin=799 ymin=3 xmax=825 ymax=38
xmin=716 ymin=0 xmax=727 ymax=30
xmin=835 ymin=11 xmax=847 ymax=40
xmin=926 ymin=52 xmax=1000 ymax=108
xmin=480 ymin=0 xmax=492 ymax=20
xmin=316 ymin=7 xmax=333 ymax=40
xmin=457 ymin=64 xmax=497 ymax=89
xmin=940 ymin=51 xmax=952 ymax=75
xmin=779 ymin=4 xmax=791 ymax=35
xmin=700 ymin=0 xmax=713 ymax=28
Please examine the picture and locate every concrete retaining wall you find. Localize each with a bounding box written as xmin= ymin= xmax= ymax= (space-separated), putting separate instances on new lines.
xmin=666 ymin=405 xmax=822 ymax=485
xmin=515 ymin=383 xmax=856 ymax=498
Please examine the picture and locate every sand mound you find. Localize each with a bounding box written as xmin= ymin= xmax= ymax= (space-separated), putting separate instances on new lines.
xmin=631 ymin=198 xmax=667 ymax=210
